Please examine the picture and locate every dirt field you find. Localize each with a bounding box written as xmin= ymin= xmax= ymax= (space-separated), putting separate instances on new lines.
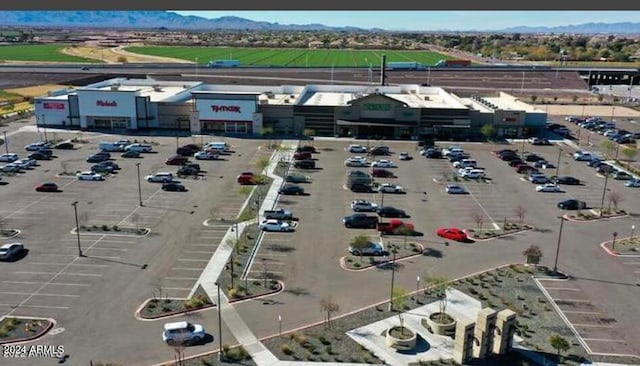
xmin=60 ymin=45 xmax=190 ymax=64
xmin=4 ymin=84 xmax=68 ymax=97
xmin=544 ymin=104 xmax=640 ymax=118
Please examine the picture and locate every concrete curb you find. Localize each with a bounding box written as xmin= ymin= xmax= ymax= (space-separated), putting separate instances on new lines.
xmin=463 ymin=226 xmax=534 ymax=242
xmin=562 ymin=212 xmax=630 ymax=223
xmin=1 ymin=229 xmax=21 ymax=239
xmin=70 ymin=227 xmax=151 ymax=237
xmin=339 ymin=244 xmax=426 ymax=272
xmin=599 ymin=240 xmax=640 ymax=258
xmin=0 ymin=316 xmax=56 ymax=345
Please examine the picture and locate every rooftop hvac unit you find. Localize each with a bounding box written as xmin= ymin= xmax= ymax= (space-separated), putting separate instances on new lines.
xmin=284 ymin=99 xmax=290 ymax=103
xmin=424 ymin=96 xmax=430 ymax=101
xmin=110 ymin=84 xmax=119 ymax=91
xmin=260 ymin=100 xmax=268 ymax=105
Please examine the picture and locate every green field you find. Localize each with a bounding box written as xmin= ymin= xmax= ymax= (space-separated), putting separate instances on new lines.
xmin=0 ymin=44 xmax=95 ymax=62
xmin=125 ymin=46 xmax=452 ymax=67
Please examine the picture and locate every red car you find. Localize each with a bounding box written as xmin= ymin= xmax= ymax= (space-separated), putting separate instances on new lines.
xmin=237 ymin=172 xmax=256 ymax=185
xmin=165 ymin=155 xmax=189 ymax=165
xmin=436 ymin=227 xmax=468 ymax=242
xmin=293 ymin=151 xmax=312 ymax=160
xmin=35 ymin=182 xmax=58 ymax=192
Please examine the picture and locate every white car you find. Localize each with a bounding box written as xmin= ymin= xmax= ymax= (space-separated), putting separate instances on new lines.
xmin=536 ymin=183 xmax=561 ymax=192
xmin=398 ymin=152 xmax=411 ymax=160
xmin=347 ymin=144 xmax=367 ymax=153
xmin=445 ymin=184 xmax=467 ymax=194
xmin=145 ymin=172 xmax=174 ymax=183
xmin=377 ymin=183 xmax=405 ymax=194
xmin=0 ymin=243 xmax=24 ymax=261
xmin=442 ymin=146 xmax=463 ymax=156
xmin=24 ymin=142 xmax=51 ymax=151
xmin=573 ymin=151 xmax=593 ymax=161
xmin=351 ymin=199 xmax=379 ymax=212
xmin=371 ymin=159 xmax=397 ymax=168
xmin=194 ymin=151 xmax=220 ymax=160
xmin=344 ymin=156 xmax=369 ymax=167
xmin=162 ymin=321 xmax=206 ymax=344
xmin=125 ymin=143 xmax=153 ymax=153
xmin=0 ymin=153 xmax=19 ymax=162
xmin=76 ymin=171 xmax=104 ymax=181
xmin=259 ymin=219 xmax=295 ymax=232
xmin=15 ymin=158 xmax=37 ymax=168
xmin=460 ymin=170 xmax=485 ymax=179
xmin=0 ymin=163 xmax=21 ymax=173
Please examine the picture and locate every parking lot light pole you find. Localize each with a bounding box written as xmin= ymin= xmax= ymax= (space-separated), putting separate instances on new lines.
xmin=599 ymin=173 xmax=610 ymax=217
xmin=553 ymin=216 xmax=565 ymax=274
xmin=215 ymin=281 xmax=223 ymax=361
xmin=416 ymin=275 xmax=420 ymax=300
xmin=136 ymin=163 xmax=143 ymax=207
xmin=278 ymin=314 xmax=282 ymax=337
xmin=612 ymin=232 xmax=618 ymax=251
xmin=2 ymin=131 xmax=7 ymax=154
xmin=555 ymin=148 xmax=562 ymax=178
xmin=72 ymin=201 xmax=84 ymax=257
xmin=631 ymin=225 xmax=636 ymax=241
xmin=387 ymin=244 xmax=397 ymax=312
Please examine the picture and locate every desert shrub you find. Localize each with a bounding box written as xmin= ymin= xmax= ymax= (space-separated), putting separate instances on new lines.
xmin=281 ymin=344 xmax=294 ymax=355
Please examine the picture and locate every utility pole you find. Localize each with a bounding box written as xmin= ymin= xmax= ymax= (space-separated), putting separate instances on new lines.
xmin=42 ymin=114 xmax=48 ymax=142
xmin=195 ymin=57 xmax=198 ymax=75
xmin=216 ymin=281 xmax=223 ymax=362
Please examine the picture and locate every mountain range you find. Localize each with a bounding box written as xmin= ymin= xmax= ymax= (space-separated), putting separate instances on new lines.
xmin=0 ymin=11 xmax=639 ymax=34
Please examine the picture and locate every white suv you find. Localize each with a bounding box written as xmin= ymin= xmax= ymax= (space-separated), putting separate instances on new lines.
xmin=146 ymin=172 xmax=173 ymax=183
xmin=162 ymin=321 xmax=206 ymax=344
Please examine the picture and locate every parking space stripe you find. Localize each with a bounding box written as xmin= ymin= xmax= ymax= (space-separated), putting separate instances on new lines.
xmin=162 ymin=287 xmax=192 ymax=291
xmin=57 ymin=272 xmax=103 ymax=277
xmin=177 ymin=259 xmax=210 ymax=262
xmin=562 ymin=310 xmax=603 ymax=315
xmin=165 ymin=277 xmax=199 ymax=280
xmin=171 ymin=267 xmax=203 ymax=271
xmin=11 ymin=305 xmax=70 ymax=310
xmin=581 ymin=338 xmax=628 ymax=343
xmin=555 ymin=299 xmax=590 ymax=303
xmin=573 ymin=324 xmax=615 ymax=328
xmin=545 ymin=287 xmax=581 ymax=291
xmin=0 ymin=292 xmax=80 ymax=297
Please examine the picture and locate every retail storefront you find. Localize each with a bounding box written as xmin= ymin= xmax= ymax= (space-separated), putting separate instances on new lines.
xmin=192 ymin=92 xmax=262 ymax=135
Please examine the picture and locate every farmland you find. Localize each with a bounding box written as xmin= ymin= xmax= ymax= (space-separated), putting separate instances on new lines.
xmin=124 ymin=46 xmax=452 ymax=67
xmin=0 ymin=44 xmax=96 ymax=62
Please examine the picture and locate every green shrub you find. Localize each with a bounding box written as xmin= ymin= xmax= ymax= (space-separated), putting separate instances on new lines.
xmin=281 ymin=344 xmax=294 ymax=355
xmin=112 ymin=225 xmax=119 ymax=231
xmin=102 ymin=224 xmax=110 ymax=231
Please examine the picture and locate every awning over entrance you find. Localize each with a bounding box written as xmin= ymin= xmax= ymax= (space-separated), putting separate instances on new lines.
xmin=336 ymin=119 xmax=417 ymax=127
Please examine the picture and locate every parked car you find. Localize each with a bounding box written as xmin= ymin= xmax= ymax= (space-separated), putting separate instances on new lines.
xmin=125 ymin=143 xmax=153 ymax=153
xmin=347 ymin=144 xmax=367 ymax=153
xmin=377 ymin=183 xmax=406 ymax=194
xmin=278 ymin=184 xmax=305 ymax=195
xmin=573 ymin=151 xmax=593 ymax=161
xmin=194 ymin=151 xmax=220 ymax=160
xmin=611 ymin=170 xmax=633 ymax=180
xmin=350 ymin=183 xmax=375 ymax=193
xmin=13 ymin=159 xmax=36 ymax=169
xmin=87 ymin=154 xmax=109 ymax=163
xmin=24 ymin=142 xmax=51 ymax=151
xmin=296 ymin=146 xmax=317 ymax=153
xmin=344 ymin=156 xmax=369 ymax=167
xmin=121 ymin=150 xmax=141 ymax=158
xmin=97 ymin=161 xmax=120 ymax=170
xmin=285 ymin=173 xmax=311 ymax=183
xmin=348 ymin=239 xmax=386 ymax=256
xmin=162 ymin=321 xmax=206 ymax=345
xmin=554 ymin=176 xmax=581 ymax=185
xmin=177 ymin=166 xmax=200 ymax=176
xmin=293 ymin=151 xmax=312 ymax=160
xmin=377 ymin=219 xmax=415 ymax=235
xmin=442 ymin=146 xmax=463 ymax=156
xmin=461 ymin=169 xmax=486 ymax=179
xmin=237 ymin=172 xmax=256 ymax=185
xmin=625 ymin=179 xmax=640 ymax=188
xmin=422 ymin=148 xmax=442 ymax=159
xmin=293 ymin=160 xmax=315 ymax=169
xmin=493 ymin=149 xmax=516 ymax=157
xmin=76 ymin=171 xmax=104 ymax=181
xmin=436 ymin=227 xmax=468 ymax=242
xmin=371 ymin=159 xmax=397 ymax=168
xmin=351 ymin=200 xmax=379 ymax=212
xmin=146 ymin=172 xmax=174 ymax=183
xmin=177 ymin=144 xmax=201 ymax=156
xmin=398 ymin=152 xmax=412 ymax=161
xmin=343 ymin=214 xmax=379 ymax=229
xmin=35 ymin=182 xmax=58 ymax=192
xmin=596 ymin=164 xmax=615 ymax=175
xmin=369 ymin=146 xmax=390 ymax=156
xmin=54 ymin=142 xmax=74 ymax=150
xmin=166 ymin=155 xmax=189 ymax=166
xmin=0 ymin=163 xmax=21 ymax=173
xmin=452 ymin=159 xmax=478 ymax=169
xmin=557 ymin=199 xmax=587 ymax=210
xmin=162 ymin=182 xmax=187 ymax=192
xmin=371 ymin=168 xmax=396 ymax=178
xmin=377 ymin=206 xmax=409 ymax=218
xmin=524 ymin=154 xmax=545 ymax=162
xmin=528 ymin=173 xmax=549 ymax=184
xmin=259 ymin=219 xmax=295 ymax=232
xmin=0 ymin=243 xmax=24 ymax=261
xmin=536 ymin=183 xmax=561 ymax=193
xmin=91 ymin=164 xmax=114 ymax=174
xmin=445 ymin=184 xmax=467 ymax=194
xmin=28 ymin=151 xmax=50 ymax=160
xmin=0 ymin=153 xmax=19 ymax=162
xmin=264 ymin=209 xmax=294 ymax=220
xmin=516 ymin=165 xmax=539 ymax=175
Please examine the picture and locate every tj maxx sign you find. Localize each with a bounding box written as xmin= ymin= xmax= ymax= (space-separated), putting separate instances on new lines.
xmin=211 ymin=105 xmax=241 ymax=113
xmin=197 ymin=99 xmax=255 ymax=120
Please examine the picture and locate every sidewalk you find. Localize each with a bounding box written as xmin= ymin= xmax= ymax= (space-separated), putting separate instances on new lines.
xmin=191 ymin=140 xmax=299 ymax=366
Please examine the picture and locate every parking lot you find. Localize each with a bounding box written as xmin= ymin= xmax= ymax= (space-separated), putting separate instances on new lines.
xmin=233 ymin=137 xmax=640 ymax=358
xmin=0 ymin=125 xmax=276 ymax=363
xmin=2 ymin=125 xmax=640 ymax=362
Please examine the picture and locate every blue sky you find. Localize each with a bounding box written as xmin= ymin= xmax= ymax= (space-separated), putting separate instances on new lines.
xmin=173 ymin=11 xmax=640 ymax=31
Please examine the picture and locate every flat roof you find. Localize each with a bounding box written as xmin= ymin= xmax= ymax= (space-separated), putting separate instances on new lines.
xmin=301 ymin=92 xmax=360 ymax=106
xmin=386 ymin=93 xmax=468 ymax=109
xmin=459 ymin=98 xmax=494 ymax=113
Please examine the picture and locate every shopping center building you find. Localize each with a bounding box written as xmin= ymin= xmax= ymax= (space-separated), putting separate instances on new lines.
xmin=34 ymin=78 xmax=547 ymax=139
